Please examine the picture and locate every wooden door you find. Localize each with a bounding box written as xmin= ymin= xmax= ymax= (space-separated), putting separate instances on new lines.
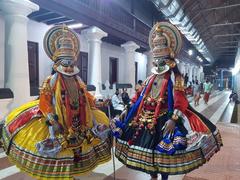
xmin=109 ymin=57 xmax=118 ymax=85
xmin=77 ymin=52 xmax=88 ymax=84
xmin=27 ymin=41 xmax=39 ymax=96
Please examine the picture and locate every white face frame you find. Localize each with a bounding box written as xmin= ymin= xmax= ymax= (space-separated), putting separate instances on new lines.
xmin=56 ymin=65 xmax=80 ymax=76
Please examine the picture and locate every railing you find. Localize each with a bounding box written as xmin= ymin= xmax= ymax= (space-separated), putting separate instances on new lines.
xmin=135 ymin=18 xmax=151 ymax=36
xmin=76 ymin=0 xmax=151 ymax=40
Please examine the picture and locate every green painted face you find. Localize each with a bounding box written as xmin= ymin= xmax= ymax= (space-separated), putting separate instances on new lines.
xmin=157 ymin=65 xmax=166 ymax=72
xmin=154 ymin=57 xmax=168 ymax=73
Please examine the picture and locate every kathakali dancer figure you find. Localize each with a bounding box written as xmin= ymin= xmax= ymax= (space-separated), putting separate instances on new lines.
xmin=2 ymin=25 xmax=111 ymax=179
xmin=111 ymin=22 xmax=222 ymax=180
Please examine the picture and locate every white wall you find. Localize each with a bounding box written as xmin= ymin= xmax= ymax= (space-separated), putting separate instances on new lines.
xmin=0 ymin=15 xmax=5 ymax=88
xmin=135 ymin=52 xmax=147 ymax=81
xmin=101 ymin=42 xmax=125 ymax=83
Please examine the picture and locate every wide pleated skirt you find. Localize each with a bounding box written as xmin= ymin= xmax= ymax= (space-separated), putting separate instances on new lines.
xmin=115 ymin=109 xmax=222 ymax=175
xmin=2 ymin=101 xmax=112 ymax=180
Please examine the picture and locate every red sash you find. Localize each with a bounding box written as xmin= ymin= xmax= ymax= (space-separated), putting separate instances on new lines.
xmin=8 ymin=106 xmax=41 ymax=134
xmin=184 ymin=109 xmax=209 ymax=133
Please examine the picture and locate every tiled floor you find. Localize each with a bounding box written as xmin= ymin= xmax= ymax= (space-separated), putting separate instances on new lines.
xmin=1 ymin=90 xmax=239 ymax=180
xmin=184 ymin=123 xmax=240 ymax=180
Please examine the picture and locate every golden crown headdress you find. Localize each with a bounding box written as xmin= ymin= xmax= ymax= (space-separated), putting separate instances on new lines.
xmin=44 ymin=25 xmax=80 ymax=62
xmin=149 ymin=22 xmax=182 ymax=59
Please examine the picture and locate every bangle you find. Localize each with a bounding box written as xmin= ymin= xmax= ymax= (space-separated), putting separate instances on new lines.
xmin=47 ymin=113 xmax=58 ymax=121
xmin=171 ymin=114 xmax=179 ymax=121
xmin=46 ymin=113 xmax=58 ymax=126
xmin=45 ymin=119 xmax=52 ymax=126
xmin=173 ymin=109 xmax=183 ymax=117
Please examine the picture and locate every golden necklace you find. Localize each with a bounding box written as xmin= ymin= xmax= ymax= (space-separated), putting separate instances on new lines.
xmin=63 ymin=76 xmax=79 ymax=107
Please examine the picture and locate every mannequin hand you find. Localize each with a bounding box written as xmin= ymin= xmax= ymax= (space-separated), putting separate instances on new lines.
xmin=163 ymin=119 xmax=176 ymax=136
xmin=103 ymin=99 xmax=110 ymax=106
xmin=46 ymin=113 xmax=58 ymax=126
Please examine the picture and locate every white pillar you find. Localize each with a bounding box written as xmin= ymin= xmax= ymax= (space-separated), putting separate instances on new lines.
xmin=121 ymin=41 xmax=139 ymax=94
xmin=82 ymin=26 xmax=107 ymax=99
xmin=144 ymin=50 xmax=153 ymax=76
xmin=0 ymin=0 xmax=39 ymax=108
xmin=185 ymin=63 xmax=190 ymax=78
xmin=198 ymin=65 xmax=204 ymax=82
xmin=188 ymin=64 xmax=191 ymax=76
xmin=189 ymin=65 xmax=193 ymax=83
xmin=194 ymin=66 xmax=198 ymax=82
xmin=178 ymin=61 xmax=185 ymax=76
xmin=197 ymin=66 xmax=200 ymax=82
xmin=180 ymin=62 xmax=185 ymax=75
xmin=192 ymin=66 xmax=196 ymax=82
xmin=184 ymin=63 xmax=188 ymax=76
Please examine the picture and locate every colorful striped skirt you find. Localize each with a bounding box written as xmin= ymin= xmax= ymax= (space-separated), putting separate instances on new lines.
xmin=115 ymin=109 xmax=222 ymax=175
xmin=2 ymin=101 xmax=112 ymax=180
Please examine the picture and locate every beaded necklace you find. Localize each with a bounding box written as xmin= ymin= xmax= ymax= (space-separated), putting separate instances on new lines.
xmin=63 ymin=76 xmax=80 ymax=109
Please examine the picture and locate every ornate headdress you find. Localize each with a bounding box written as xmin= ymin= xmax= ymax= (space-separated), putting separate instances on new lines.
xmin=44 ymin=25 xmax=80 ymax=76
xmin=149 ymin=22 xmax=182 ymax=74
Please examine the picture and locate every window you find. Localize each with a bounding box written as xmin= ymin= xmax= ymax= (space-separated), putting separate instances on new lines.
xmin=27 ymin=41 xmax=39 ymax=96
xmin=76 ymin=51 xmax=88 ymax=84
xmin=109 ymin=57 xmax=118 ymax=85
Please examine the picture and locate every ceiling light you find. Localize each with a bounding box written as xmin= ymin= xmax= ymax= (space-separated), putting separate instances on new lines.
xmin=197 ymin=56 xmax=203 ymax=62
xmin=188 ymin=49 xmax=193 ymax=56
xmin=68 ymin=23 xmax=83 ymax=29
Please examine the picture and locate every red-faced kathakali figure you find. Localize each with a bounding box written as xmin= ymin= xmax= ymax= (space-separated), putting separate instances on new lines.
xmin=2 ymin=25 xmax=111 ymax=179
xmin=112 ymin=22 xmax=222 ymax=180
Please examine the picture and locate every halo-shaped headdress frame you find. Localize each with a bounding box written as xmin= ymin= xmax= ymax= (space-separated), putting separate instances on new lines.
xmin=43 ymin=25 xmax=80 ymax=62
xmin=149 ymin=22 xmax=182 ymax=57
